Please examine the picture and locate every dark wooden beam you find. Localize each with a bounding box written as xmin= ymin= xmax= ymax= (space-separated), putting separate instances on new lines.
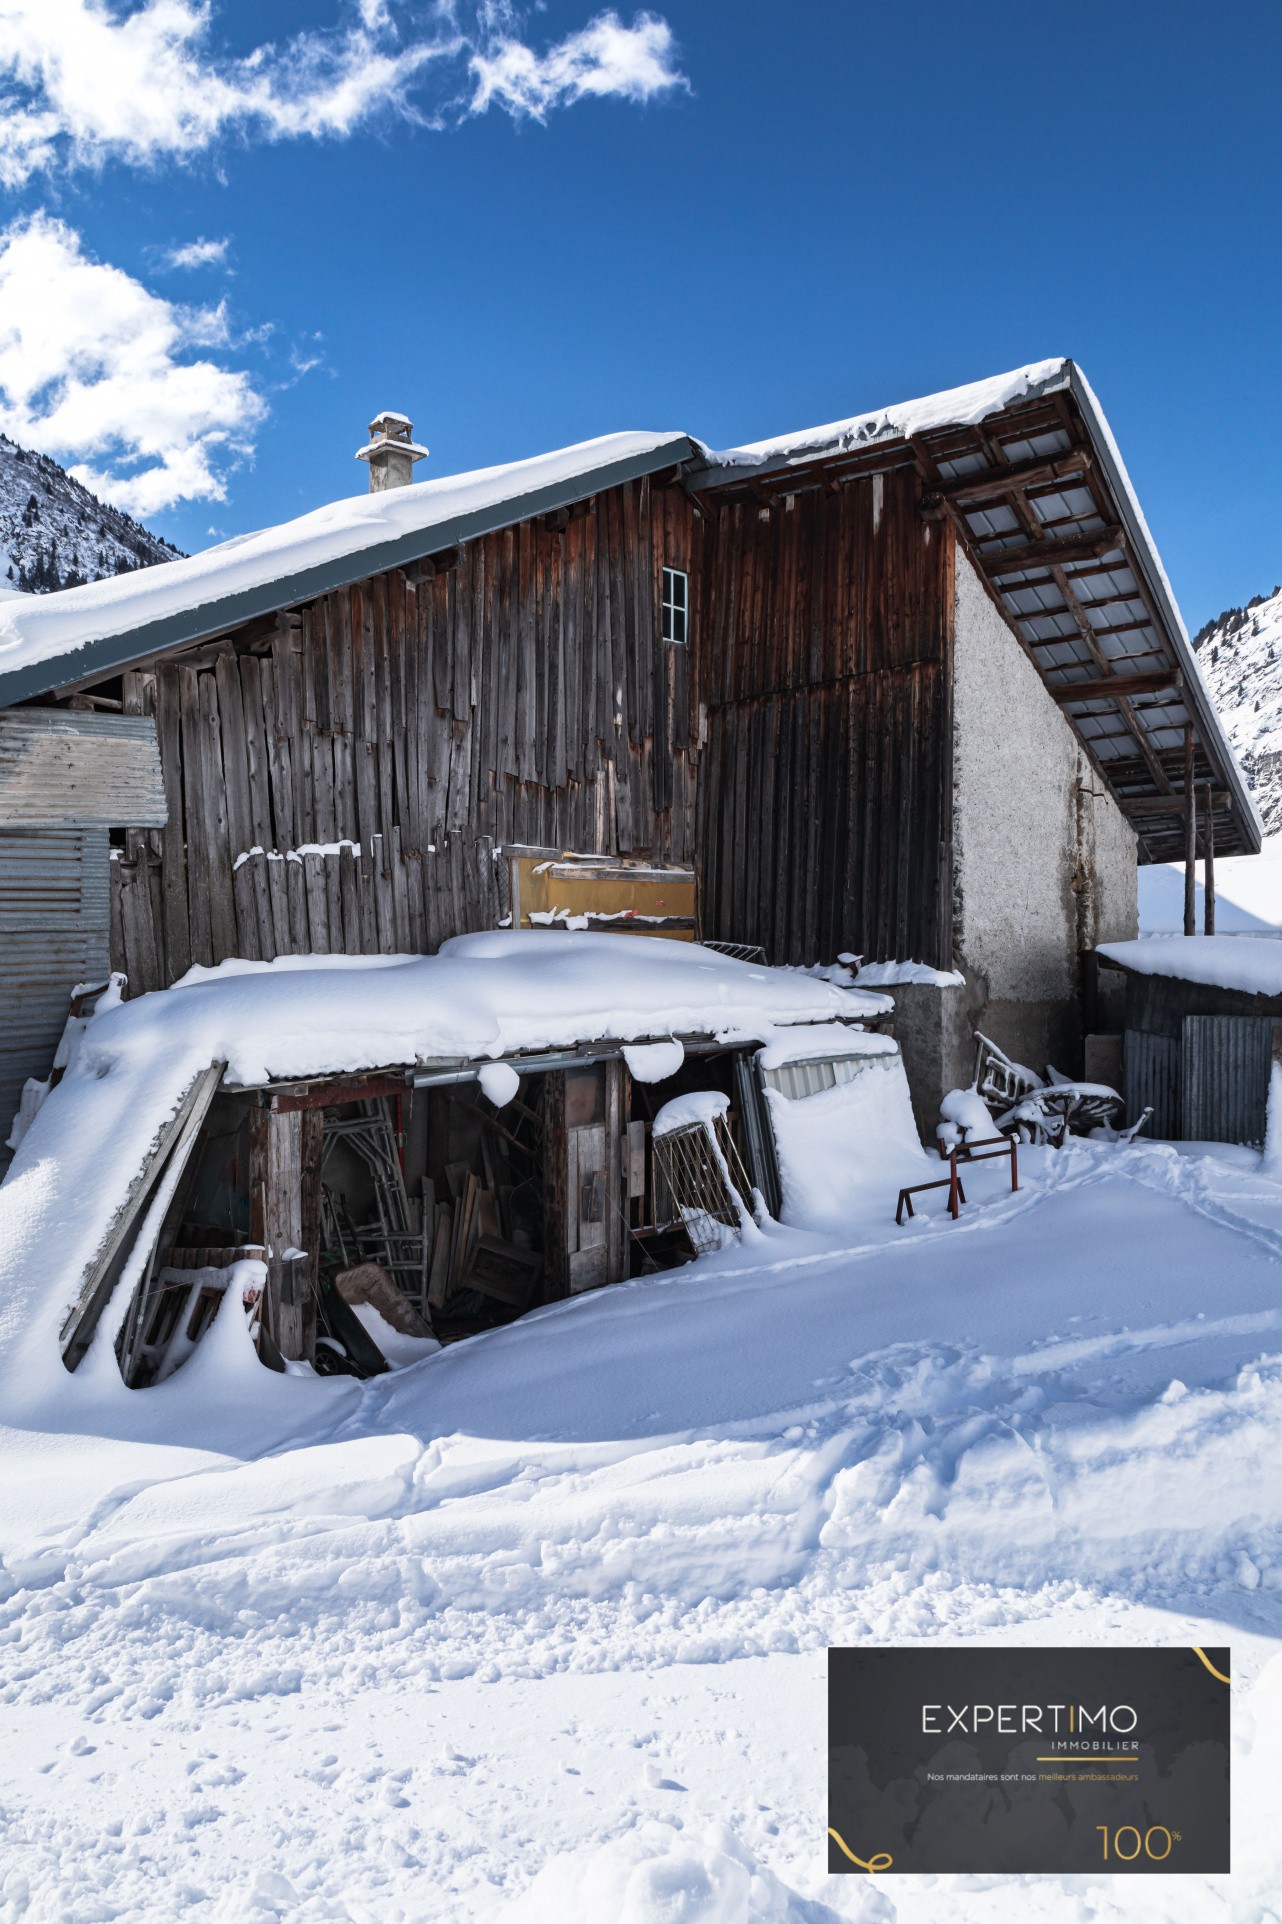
xmin=1051 ymin=670 xmax=1180 ymax=704
xmin=264 ymin=1069 xmax=410 ymax=1112
xmin=939 ymin=447 xmax=1092 ymax=504
xmin=982 ymin=526 xmax=1125 ymax=576
xmin=1122 ymin=790 xmax=1228 ymax=817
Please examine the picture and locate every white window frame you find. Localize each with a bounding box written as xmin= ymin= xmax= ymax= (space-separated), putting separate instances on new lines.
xmin=661 ymin=566 xmax=689 ymax=646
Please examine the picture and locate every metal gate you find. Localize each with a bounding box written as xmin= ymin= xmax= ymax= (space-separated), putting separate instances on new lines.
xmin=1181 ymin=1014 xmax=1273 ymax=1145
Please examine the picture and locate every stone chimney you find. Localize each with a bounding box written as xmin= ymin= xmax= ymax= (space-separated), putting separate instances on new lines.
xmin=356 ymin=411 xmax=428 ymax=492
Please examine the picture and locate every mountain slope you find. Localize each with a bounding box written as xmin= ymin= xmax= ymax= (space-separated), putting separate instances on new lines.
xmin=1194 ymin=584 xmax=1282 ymax=831
xmin=0 ymin=433 xmax=181 ymax=593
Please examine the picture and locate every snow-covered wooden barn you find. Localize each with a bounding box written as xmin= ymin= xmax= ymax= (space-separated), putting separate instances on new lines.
xmin=0 ymin=363 xmax=1259 ymax=1160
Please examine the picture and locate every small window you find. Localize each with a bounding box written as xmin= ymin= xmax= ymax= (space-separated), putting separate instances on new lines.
xmin=661 ymin=566 xmax=688 ymax=645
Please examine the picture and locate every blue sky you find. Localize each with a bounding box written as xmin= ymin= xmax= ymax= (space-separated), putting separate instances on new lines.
xmin=0 ymin=0 xmax=1278 ymax=629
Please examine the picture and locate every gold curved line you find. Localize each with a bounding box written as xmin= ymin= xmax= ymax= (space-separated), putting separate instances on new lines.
xmin=1192 ymin=1646 xmax=1230 ymax=1685
xmin=827 ymin=1827 xmax=894 ymax=1873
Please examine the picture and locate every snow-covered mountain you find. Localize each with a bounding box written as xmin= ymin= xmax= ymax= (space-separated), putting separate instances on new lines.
xmin=0 ymin=433 xmax=181 ymax=593
xmin=1194 ymin=585 xmax=1282 ymax=830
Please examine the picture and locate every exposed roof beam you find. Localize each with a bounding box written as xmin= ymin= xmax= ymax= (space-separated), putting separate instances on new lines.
xmin=982 ymin=526 xmax=1125 ymax=575
xmin=938 ymin=447 xmax=1092 ymax=503
xmin=1051 ymin=670 xmax=1180 ymax=703
xmin=1123 ymin=790 xmax=1229 ymax=816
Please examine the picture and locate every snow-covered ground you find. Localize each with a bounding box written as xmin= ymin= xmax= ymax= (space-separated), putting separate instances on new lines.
xmin=3 ymin=1129 xmax=1282 ymax=1921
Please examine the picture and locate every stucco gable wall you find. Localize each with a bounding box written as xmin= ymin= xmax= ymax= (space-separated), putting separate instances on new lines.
xmin=950 ymin=544 xmax=1138 ymax=1071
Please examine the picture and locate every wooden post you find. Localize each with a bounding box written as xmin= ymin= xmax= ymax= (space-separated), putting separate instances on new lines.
xmin=1203 ymin=782 xmax=1216 ymax=936
xmin=1183 ymin=726 xmax=1197 ymax=938
xmin=541 ymin=1071 xmax=570 ymax=1302
xmin=249 ymin=1104 xmax=317 ymax=1363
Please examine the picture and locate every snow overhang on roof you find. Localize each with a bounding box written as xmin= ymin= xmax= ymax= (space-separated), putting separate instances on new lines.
xmin=0 ymin=431 xmax=695 ymax=708
xmin=689 ymin=358 xmax=1262 ymax=864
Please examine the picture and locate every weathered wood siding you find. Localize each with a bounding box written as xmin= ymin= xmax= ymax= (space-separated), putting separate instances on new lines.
xmin=109 ymin=477 xmax=703 ymax=990
xmin=694 ymin=469 xmax=954 ymax=968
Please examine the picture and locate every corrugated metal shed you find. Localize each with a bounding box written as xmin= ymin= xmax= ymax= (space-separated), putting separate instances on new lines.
xmin=0 ymin=828 xmax=111 ymax=1159
xmin=1108 ymin=954 xmax=1279 ymax=1144
xmin=1181 ymin=1014 xmax=1272 ymax=1144
xmin=1123 ymin=1029 xmax=1180 ymax=1138
xmin=0 ymin=708 xmax=167 ymax=829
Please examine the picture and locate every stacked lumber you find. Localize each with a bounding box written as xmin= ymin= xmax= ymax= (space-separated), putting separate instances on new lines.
xmin=426 ymin=1163 xmax=542 ymax=1316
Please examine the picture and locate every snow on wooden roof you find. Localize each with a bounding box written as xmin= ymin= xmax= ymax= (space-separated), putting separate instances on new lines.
xmin=0 ymin=431 xmax=694 ymax=706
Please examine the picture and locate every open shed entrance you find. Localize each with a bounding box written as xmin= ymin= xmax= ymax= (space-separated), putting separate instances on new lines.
xmin=105 ymin=1038 xmax=782 ymax=1386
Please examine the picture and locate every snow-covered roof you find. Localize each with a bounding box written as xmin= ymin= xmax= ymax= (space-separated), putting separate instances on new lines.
xmin=1098 ymin=934 xmax=1282 ymax=999
xmin=0 ymin=431 xmax=694 ymax=705
xmin=0 ymin=359 xmax=1257 ymax=860
xmin=698 ymin=359 xmax=1075 ymax=476
xmin=0 ymin=933 xmax=889 ymax=1366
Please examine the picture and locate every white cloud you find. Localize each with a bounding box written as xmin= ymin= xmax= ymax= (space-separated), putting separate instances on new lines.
xmin=0 ymin=214 xmax=265 ymax=515
xmin=0 ymin=3 xmax=687 ymax=185
xmin=167 ymin=235 xmax=229 ymax=269
xmin=470 ymin=9 xmax=684 ymax=120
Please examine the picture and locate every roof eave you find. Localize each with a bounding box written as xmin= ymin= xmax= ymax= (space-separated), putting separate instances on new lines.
xmin=1063 ymin=364 xmax=1263 ymax=858
xmin=0 ymin=434 xmax=696 ymax=707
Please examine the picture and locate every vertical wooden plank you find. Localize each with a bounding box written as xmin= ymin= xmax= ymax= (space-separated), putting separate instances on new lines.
xmin=259 ymin=655 xmax=296 ymax=852
xmin=197 ymin=672 xmax=238 ymax=963
xmin=267 ymin=853 xmax=291 ymax=956
xmin=154 ymin=665 xmax=190 ymax=985
xmin=119 ymin=858 xmax=161 ymax=994
xmin=517 ymin=520 xmax=538 ymax=783
xmin=390 ymin=824 xmax=411 ymax=950
xmin=286 ymin=852 xmax=308 ymax=954
xmin=232 ymin=852 xmax=262 ymax=962
xmin=324 ymin=850 xmax=343 ymax=951
xmin=248 ymin=850 xmax=276 ymax=961
xmin=178 ymin=666 xmax=213 ymax=969
xmin=358 ymin=842 xmax=378 ymax=951
xmin=215 ymin=651 xmax=253 ymax=866
xmin=239 ymin=654 xmax=276 ymax=852
xmin=372 ymin=572 xmax=397 ymax=843
xmin=303 ymin=850 xmax=328 ymax=951
xmin=339 ymin=840 xmax=361 ymax=954
xmin=109 ymin=850 xmax=125 ymax=980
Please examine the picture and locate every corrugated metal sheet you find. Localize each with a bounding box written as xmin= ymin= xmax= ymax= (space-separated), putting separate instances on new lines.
xmin=761 ymin=1052 xmax=892 ymax=1101
xmin=1124 ymin=1029 xmax=1180 ymax=1138
xmin=0 ymin=828 xmax=110 ymax=1161
xmin=0 ymin=708 xmax=166 ymax=828
xmin=1181 ymin=1014 xmax=1273 ymax=1144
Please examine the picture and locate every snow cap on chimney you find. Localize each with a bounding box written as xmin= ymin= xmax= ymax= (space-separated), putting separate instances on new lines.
xmin=356 ymin=410 xmax=428 ymax=492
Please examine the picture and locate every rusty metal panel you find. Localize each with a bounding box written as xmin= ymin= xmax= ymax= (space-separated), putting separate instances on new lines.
xmin=0 ymin=828 xmax=110 ymax=1161
xmin=1181 ymin=1014 xmax=1272 ymax=1144
xmin=0 ymin=708 xmax=166 ymax=828
xmin=1123 ymin=1028 xmax=1179 ymax=1138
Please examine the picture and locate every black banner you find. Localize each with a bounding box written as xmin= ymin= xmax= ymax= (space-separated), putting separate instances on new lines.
xmin=828 ymin=1646 xmax=1229 ymax=1874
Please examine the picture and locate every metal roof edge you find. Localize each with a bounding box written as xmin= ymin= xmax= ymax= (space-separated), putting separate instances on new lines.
xmin=0 ymin=435 xmax=696 ymax=708
xmin=1065 ymin=362 xmax=1264 ymax=857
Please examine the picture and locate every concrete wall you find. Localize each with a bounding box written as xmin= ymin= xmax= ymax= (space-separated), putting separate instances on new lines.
xmin=948 ymin=545 xmax=1138 ymax=1082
